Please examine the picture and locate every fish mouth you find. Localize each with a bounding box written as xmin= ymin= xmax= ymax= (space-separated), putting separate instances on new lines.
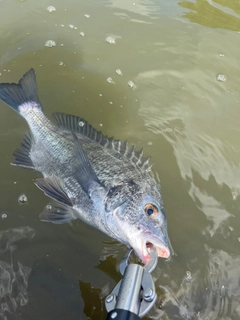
xmin=146 ymin=241 xmax=170 ymax=259
xmin=130 ymin=234 xmax=170 ymax=264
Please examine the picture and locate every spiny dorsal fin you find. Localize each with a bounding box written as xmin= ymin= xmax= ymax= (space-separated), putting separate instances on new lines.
xmin=53 ymin=112 xmax=152 ymax=171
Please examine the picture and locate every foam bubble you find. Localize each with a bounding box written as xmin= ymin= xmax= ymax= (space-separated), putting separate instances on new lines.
xmin=1 ymin=213 xmax=7 ymax=219
xmin=18 ymin=194 xmax=28 ymax=204
xmin=45 ymin=40 xmax=56 ymax=47
xmin=127 ymin=80 xmax=135 ymax=88
xmin=78 ymin=121 xmax=85 ymax=127
xmin=107 ymin=77 xmax=114 ymax=84
xmin=217 ymin=74 xmax=227 ymax=82
xmin=116 ymin=69 xmax=122 ymax=75
xmin=106 ymin=36 xmax=116 ymax=44
xmin=47 ymin=6 xmax=56 ymax=13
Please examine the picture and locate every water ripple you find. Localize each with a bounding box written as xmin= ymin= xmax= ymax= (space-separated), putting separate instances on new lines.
xmin=0 ymin=226 xmax=35 ymax=319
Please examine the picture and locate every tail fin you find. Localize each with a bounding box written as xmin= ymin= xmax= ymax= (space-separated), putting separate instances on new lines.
xmin=0 ymin=68 xmax=42 ymax=113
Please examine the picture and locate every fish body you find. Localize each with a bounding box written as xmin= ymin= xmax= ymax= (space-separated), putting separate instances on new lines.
xmin=0 ymin=69 xmax=170 ymax=263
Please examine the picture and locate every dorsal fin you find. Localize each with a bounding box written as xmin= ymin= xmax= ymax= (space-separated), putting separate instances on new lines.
xmin=53 ymin=112 xmax=152 ymax=171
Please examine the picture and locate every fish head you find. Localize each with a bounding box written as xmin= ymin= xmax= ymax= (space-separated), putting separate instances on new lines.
xmin=104 ymin=180 xmax=170 ymax=264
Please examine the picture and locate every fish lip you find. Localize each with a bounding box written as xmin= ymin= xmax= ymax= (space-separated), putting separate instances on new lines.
xmin=145 ymin=236 xmax=170 ymax=260
xmin=129 ymin=231 xmax=170 ymax=264
xmin=139 ymin=226 xmax=170 ymax=263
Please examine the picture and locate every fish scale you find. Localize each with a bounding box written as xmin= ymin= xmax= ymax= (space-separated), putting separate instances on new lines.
xmin=0 ymin=68 xmax=170 ymax=264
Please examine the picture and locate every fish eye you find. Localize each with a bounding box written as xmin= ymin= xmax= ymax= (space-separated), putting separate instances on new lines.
xmin=144 ymin=203 xmax=158 ymax=218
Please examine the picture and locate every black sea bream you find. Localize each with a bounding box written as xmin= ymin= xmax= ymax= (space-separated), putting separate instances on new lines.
xmin=0 ymin=69 xmax=170 ymax=263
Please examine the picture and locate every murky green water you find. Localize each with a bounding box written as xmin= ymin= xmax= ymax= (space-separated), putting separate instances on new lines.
xmin=0 ymin=0 xmax=240 ymax=319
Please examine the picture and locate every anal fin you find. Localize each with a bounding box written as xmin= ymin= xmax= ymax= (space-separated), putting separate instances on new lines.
xmin=35 ymin=176 xmax=72 ymax=206
xmin=40 ymin=203 xmax=77 ymax=224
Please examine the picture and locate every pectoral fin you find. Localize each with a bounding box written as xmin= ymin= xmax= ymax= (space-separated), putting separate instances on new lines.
xmin=35 ymin=176 xmax=72 ymax=206
xmin=72 ymin=132 xmax=104 ymax=197
xmin=40 ymin=203 xmax=77 ymax=224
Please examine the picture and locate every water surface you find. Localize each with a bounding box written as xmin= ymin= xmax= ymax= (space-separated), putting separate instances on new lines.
xmin=0 ymin=0 xmax=240 ymax=319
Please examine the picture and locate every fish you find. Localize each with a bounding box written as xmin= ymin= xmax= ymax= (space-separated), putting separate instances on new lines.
xmin=0 ymin=69 xmax=170 ymax=264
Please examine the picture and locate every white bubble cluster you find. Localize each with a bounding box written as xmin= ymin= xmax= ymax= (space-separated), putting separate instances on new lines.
xmin=185 ymin=271 xmax=192 ymax=281
xmin=45 ymin=40 xmax=56 ymax=47
xmin=1 ymin=213 xmax=7 ymax=219
xmin=78 ymin=121 xmax=85 ymax=127
xmin=107 ymin=77 xmax=114 ymax=84
xmin=106 ymin=36 xmax=116 ymax=44
xmin=18 ymin=194 xmax=28 ymax=204
xmin=47 ymin=6 xmax=56 ymax=13
xmin=217 ymin=74 xmax=227 ymax=82
xmin=116 ymin=69 xmax=122 ymax=75
xmin=232 ymin=192 xmax=237 ymax=200
xmin=69 ymin=24 xmax=77 ymax=30
xmin=127 ymin=80 xmax=135 ymax=88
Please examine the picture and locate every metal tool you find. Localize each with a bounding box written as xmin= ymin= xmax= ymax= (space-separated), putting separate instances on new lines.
xmin=105 ymin=248 xmax=158 ymax=319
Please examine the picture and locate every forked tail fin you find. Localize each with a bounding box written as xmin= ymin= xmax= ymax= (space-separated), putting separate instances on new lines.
xmin=0 ymin=68 xmax=42 ymax=114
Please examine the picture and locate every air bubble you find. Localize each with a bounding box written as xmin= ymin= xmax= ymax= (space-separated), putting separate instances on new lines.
xmin=84 ymin=14 xmax=90 ymax=18
xmin=185 ymin=271 xmax=192 ymax=281
xmin=1 ymin=213 xmax=7 ymax=219
xmin=59 ymin=61 xmax=64 ymax=66
xmin=69 ymin=24 xmax=77 ymax=29
xmin=218 ymin=53 xmax=225 ymax=57
xmin=128 ymin=80 xmax=135 ymax=88
xmin=232 ymin=192 xmax=237 ymax=200
xmin=106 ymin=37 xmax=116 ymax=44
xmin=45 ymin=40 xmax=56 ymax=47
xmin=99 ymin=124 xmax=103 ymax=127
xmin=46 ymin=205 xmax=52 ymax=210
xmin=217 ymin=74 xmax=227 ymax=82
xmin=18 ymin=194 xmax=28 ymax=204
xmin=79 ymin=32 xmax=85 ymax=37
xmin=107 ymin=77 xmax=114 ymax=84
xmin=116 ymin=69 xmax=122 ymax=75
xmin=47 ymin=6 xmax=56 ymax=13
xmin=78 ymin=121 xmax=85 ymax=127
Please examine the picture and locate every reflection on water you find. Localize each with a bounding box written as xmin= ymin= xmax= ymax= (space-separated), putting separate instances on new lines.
xmin=189 ymin=179 xmax=232 ymax=236
xmin=0 ymin=226 xmax=35 ymax=319
xmin=137 ymin=65 xmax=240 ymax=195
xmin=179 ymin=0 xmax=240 ymax=31
xmin=160 ymin=246 xmax=240 ymax=320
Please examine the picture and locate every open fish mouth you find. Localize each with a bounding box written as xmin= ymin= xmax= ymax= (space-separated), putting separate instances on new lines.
xmin=131 ymin=236 xmax=170 ymax=264
xmin=146 ymin=241 xmax=170 ymax=259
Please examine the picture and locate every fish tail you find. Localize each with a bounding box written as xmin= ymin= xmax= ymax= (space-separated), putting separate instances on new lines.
xmin=0 ymin=68 xmax=42 ymax=115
